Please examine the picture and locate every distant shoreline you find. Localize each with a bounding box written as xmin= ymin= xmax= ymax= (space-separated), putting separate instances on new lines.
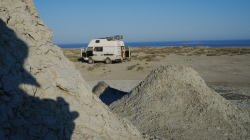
xmin=61 ymin=46 xmax=250 ymax=50
xmin=61 ymin=48 xmax=80 ymax=50
xmin=57 ymin=39 xmax=250 ymax=49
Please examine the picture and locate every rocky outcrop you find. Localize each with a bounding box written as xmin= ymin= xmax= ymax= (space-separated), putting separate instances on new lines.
xmin=110 ymin=65 xmax=250 ymax=139
xmin=0 ymin=0 xmax=142 ymax=139
xmin=92 ymin=81 xmax=128 ymax=105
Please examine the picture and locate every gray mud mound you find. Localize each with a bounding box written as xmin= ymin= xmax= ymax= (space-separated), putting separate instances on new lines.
xmin=0 ymin=0 xmax=142 ymax=139
xmin=110 ymin=65 xmax=250 ymax=139
xmin=231 ymin=100 xmax=250 ymax=114
xmin=93 ymin=81 xmax=128 ymax=105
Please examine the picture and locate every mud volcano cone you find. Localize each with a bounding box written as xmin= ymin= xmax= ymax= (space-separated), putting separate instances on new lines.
xmin=110 ymin=65 xmax=250 ymax=139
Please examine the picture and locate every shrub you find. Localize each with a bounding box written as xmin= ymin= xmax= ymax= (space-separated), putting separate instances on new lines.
xmin=88 ymin=67 xmax=94 ymax=71
xmin=127 ymin=65 xmax=136 ymax=70
xmin=62 ymin=49 xmax=81 ymax=62
xmin=131 ymin=55 xmax=138 ymax=60
xmin=144 ymin=55 xmax=154 ymax=60
xmin=207 ymin=53 xmax=217 ymax=56
xmin=137 ymin=66 xmax=144 ymax=71
xmin=93 ymin=63 xmax=103 ymax=68
xmin=138 ymin=56 xmax=144 ymax=61
xmin=158 ymin=54 xmax=166 ymax=57
xmin=144 ymin=55 xmax=159 ymax=61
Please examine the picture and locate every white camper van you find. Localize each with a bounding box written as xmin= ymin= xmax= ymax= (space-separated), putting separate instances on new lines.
xmin=81 ymin=35 xmax=130 ymax=64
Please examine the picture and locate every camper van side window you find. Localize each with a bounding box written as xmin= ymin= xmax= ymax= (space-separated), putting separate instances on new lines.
xmin=95 ymin=40 xmax=100 ymax=43
xmin=95 ymin=47 xmax=103 ymax=52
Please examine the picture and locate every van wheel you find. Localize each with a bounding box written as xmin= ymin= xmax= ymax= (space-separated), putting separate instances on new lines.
xmin=106 ymin=57 xmax=112 ymax=64
xmin=88 ymin=57 xmax=94 ymax=64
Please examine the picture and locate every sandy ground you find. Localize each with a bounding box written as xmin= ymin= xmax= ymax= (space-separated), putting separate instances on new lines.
xmin=63 ymin=48 xmax=250 ymax=95
xmin=63 ymin=48 xmax=250 ymax=139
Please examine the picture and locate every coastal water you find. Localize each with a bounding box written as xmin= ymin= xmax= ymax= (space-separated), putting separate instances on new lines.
xmin=56 ymin=40 xmax=250 ymax=48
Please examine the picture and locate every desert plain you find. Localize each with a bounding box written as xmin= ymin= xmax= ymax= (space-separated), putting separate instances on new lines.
xmin=63 ymin=46 xmax=250 ymax=99
xmin=63 ymin=46 xmax=250 ymax=121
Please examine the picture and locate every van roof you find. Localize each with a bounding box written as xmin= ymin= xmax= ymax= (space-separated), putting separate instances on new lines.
xmin=88 ymin=38 xmax=125 ymax=47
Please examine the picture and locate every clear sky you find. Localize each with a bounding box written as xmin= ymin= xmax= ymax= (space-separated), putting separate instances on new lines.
xmin=33 ymin=0 xmax=250 ymax=44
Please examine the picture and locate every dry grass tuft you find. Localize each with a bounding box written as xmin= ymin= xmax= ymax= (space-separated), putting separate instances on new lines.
xmin=137 ymin=66 xmax=144 ymax=71
xmin=127 ymin=65 xmax=136 ymax=70
xmin=62 ymin=49 xmax=81 ymax=62
xmin=131 ymin=47 xmax=250 ymax=56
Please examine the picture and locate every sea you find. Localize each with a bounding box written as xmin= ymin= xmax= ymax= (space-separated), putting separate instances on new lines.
xmin=56 ymin=40 xmax=250 ymax=48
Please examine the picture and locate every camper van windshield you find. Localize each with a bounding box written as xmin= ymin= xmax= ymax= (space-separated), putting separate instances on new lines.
xmin=87 ymin=47 xmax=93 ymax=51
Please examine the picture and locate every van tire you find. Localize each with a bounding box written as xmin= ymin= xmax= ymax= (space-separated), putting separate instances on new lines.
xmin=88 ymin=57 xmax=94 ymax=64
xmin=106 ymin=57 xmax=112 ymax=64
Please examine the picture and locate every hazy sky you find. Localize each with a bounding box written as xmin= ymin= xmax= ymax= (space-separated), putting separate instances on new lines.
xmin=33 ymin=0 xmax=250 ymax=44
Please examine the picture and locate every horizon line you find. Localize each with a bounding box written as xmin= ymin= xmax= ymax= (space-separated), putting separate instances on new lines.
xmin=55 ymin=39 xmax=250 ymax=45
